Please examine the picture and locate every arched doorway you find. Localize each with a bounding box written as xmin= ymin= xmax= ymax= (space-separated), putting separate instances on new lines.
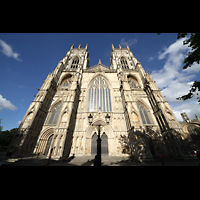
xmin=101 ymin=132 xmax=108 ymax=155
xmin=91 ymin=132 xmax=108 ymax=155
xmin=91 ymin=133 xmax=98 ymax=155
xmin=44 ymin=135 xmax=54 ymax=155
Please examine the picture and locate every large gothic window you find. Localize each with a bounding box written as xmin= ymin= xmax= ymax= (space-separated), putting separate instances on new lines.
xmin=71 ymin=57 xmax=79 ymax=68
xmin=88 ymin=76 xmax=112 ymax=112
xmin=120 ymin=57 xmax=129 ymax=69
xmin=137 ymin=103 xmax=151 ymax=125
xmin=48 ymin=103 xmax=62 ymax=125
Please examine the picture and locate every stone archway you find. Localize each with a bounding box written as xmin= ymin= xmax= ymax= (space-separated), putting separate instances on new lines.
xmin=44 ymin=134 xmax=54 ymax=155
xmin=34 ymin=128 xmax=54 ymax=156
xmin=85 ymin=117 xmax=115 ymax=156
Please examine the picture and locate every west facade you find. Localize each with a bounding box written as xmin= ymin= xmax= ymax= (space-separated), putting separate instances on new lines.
xmin=6 ymin=44 xmax=199 ymax=160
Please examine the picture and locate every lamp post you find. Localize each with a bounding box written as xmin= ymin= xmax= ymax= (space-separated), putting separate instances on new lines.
xmin=96 ymin=124 xmax=101 ymax=166
xmin=88 ymin=113 xmax=110 ymax=166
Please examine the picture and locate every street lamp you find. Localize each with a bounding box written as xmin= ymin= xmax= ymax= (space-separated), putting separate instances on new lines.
xmin=88 ymin=113 xmax=93 ymax=124
xmin=88 ymin=113 xmax=111 ymax=166
xmin=105 ymin=113 xmax=110 ymax=124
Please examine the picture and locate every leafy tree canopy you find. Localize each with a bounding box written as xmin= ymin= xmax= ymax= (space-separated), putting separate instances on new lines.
xmin=0 ymin=128 xmax=18 ymax=152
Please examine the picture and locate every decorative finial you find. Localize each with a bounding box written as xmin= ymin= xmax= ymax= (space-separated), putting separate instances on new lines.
xmin=126 ymin=44 xmax=130 ymax=50
xmin=119 ymin=44 xmax=122 ymax=49
xmin=85 ymin=44 xmax=88 ymax=50
xmin=98 ymin=59 xmax=102 ymax=65
xmin=112 ymin=44 xmax=114 ymax=51
xmin=78 ymin=44 xmax=81 ymax=49
xmin=70 ymin=44 xmax=74 ymax=50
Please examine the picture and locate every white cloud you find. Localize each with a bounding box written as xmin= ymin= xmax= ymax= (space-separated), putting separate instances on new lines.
xmin=183 ymin=62 xmax=200 ymax=74
xmin=148 ymin=57 xmax=154 ymax=62
xmin=0 ymin=94 xmax=17 ymax=111
xmin=161 ymin=80 xmax=191 ymax=104
xmin=0 ymin=39 xmax=22 ymax=61
xmin=120 ymin=38 xmax=137 ymax=47
xmin=151 ymin=37 xmax=200 ymax=121
xmin=17 ymin=121 xmax=21 ymax=125
xmin=172 ymin=102 xmax=200 ymax=121
xmin=158 ymin=38 xmax=189 ymax=60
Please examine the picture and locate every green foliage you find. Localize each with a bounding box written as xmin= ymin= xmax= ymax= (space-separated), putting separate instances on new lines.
xmin=177 ymin=33 xmax=200 ymax=69
xmin=0 ymin=128 xmax=18 ymax=152
xmin=176 ymin=80 xmax=200 ymax=103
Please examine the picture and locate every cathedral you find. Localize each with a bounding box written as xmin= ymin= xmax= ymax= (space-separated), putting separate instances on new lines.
xmin=6 ymin=44 xmax=200 ymax=160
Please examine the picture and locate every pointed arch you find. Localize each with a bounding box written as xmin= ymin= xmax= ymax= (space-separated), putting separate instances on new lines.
xmin=34 ymin=127 xmax=54 ymax=155
xmin=120 ymin=56 xmax=129 ymax=69
xmin=60 ymin=74 xmax=72 ymax=86
xmin=91 ymin=132 xmax=97 ymax=155
xmin=137 ymin=101 xmax=151 ymax=125
xmin=127 ymin=75 xmax=139 ymax=89
xmin=71 ymin=56 xmax=79 ymax=68
xmin=47 ymin=102 xmax=63 ymax=125
xmin=87 ymin=75 xmax=112 ymax=112
xmin=88 ymin=72 xmax=112 ymax=89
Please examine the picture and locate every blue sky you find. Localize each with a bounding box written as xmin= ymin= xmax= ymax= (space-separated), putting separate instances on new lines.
xmin=0 ymin=33 xmax=200 ymax=131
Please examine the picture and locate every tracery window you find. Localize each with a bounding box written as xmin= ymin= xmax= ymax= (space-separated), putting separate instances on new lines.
xmin=128 ymin=77 xmax=137 ymax=88
xmin=137 ymin=103 xmax=151 ymax=125
xmin=62 ymin=77 xmax=72 ymax=87
xmin=71 ymin=57 xmax=79 ymax=68
xmin=48 ymin=103 xmax=62 ymax=125
xmin=88 ymin=76 xmax=112 ymax=112
xmin=120 ymin=57 xmax=129 ymax=69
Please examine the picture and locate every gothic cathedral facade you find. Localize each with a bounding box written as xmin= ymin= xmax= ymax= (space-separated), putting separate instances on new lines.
xmin=7 ymin=44 xmax=185 ymax=159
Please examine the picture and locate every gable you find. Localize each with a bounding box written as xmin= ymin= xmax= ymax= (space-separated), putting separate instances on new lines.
xmin=85 ymin=59 xmax=110 ymax=72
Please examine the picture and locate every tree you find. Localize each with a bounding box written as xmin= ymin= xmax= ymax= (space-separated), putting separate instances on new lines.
xmin=158 ymin=33 xmax=200 ymax=103
xmin=0 ymin=119 xmax=3 ymax=133
xmin=0 ymin=128 xmax=18 ymax=153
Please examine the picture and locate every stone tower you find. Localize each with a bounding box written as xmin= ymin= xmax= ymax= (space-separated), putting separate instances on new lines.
xmin=7 ymin=44 xmax=89 ymax=158
xmin=7 ymin=43 xmax=185 ymax=159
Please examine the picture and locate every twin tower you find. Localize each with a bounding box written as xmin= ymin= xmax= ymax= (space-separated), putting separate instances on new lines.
xmin=7 ymin=44 xmax=184 ymax=159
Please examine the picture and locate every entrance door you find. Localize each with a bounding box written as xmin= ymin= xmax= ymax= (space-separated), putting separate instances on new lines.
xmin=101 ymin=132 xmax=108 ymax=155
xmin=44 ymin=135 xmax=53 ymax=155
xmin=91 ymin=133 xmax=98 ymax=155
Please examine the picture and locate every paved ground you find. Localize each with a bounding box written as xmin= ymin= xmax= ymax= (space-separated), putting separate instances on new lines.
xmin=1 ymin=155 xmax=200 ymax=166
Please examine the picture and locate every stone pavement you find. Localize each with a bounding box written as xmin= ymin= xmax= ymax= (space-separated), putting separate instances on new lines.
xmin=48 ymin=156 xmax=200 ymax=166
xmin=1 ymin=155 xmax=200 ymax=166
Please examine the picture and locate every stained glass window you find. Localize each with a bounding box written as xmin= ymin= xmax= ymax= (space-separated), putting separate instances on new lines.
xmin=137 ymin=103 xmax=151 ymax=125
xmin=48 ymin=103 xmax=62 ymax=124
xmin=88 ymin=76 xmax=112 ymax=112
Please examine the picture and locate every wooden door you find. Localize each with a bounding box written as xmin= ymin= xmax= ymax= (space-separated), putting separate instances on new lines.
xmin=44 ymin=135 xmax=53 ymax=155
xmin=101 ymin=132 xmax=108 ymax=155
xmin=91 ymin=133 xmax=97 ymax=155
